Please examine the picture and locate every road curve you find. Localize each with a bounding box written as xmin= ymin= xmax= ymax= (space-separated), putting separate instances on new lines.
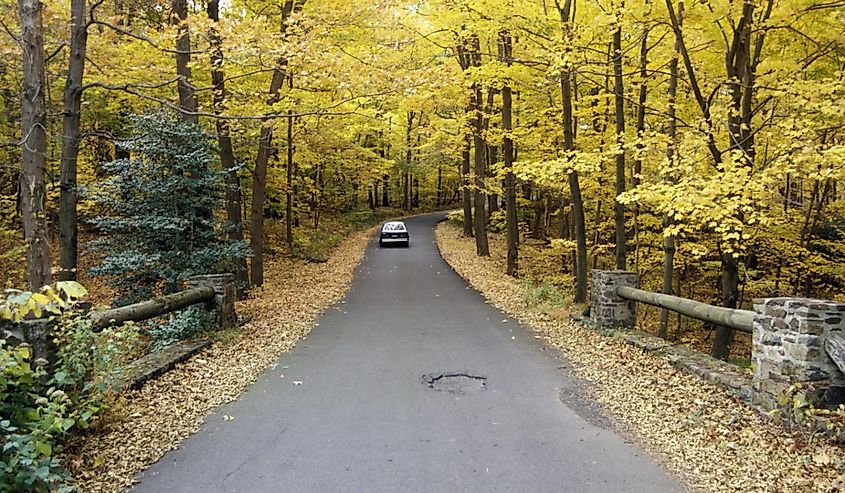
xmin=133 ymin=213 xmax=684 ymax=493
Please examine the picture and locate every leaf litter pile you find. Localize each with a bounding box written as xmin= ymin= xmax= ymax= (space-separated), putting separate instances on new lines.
xmin=436 ymin=221 xmax=844 ymax=493
xmin=65 ymin=228 xmax=373 ymax=492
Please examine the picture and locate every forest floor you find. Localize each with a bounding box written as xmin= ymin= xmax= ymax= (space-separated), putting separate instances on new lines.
xmin=493 ymin=222 xmax=752 ymax=362
xmin=64 ymin=223 xmax=374 ymax=492
xmin=436 ymin=220 xmax=845 ymax=493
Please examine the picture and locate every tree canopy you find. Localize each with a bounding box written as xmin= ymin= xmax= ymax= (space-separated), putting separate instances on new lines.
xmin=1 ymin=0 xmax=844 ymax=359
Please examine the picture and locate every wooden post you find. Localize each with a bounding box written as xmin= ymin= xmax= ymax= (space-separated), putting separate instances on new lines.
xmin=187 ymin=274 xmax=237 ymax=329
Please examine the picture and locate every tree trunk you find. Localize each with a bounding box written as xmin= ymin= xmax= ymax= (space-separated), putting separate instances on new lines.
xmin=19 ymin=0 xmax=51 ymax=290
xmin=208 ymin=0 xmax=248 ymax=290
xmin=455 ymin=38 xmax=474 ymax=237
xmin=436 ymin=165 xmax=442 ymax=206
xmin=631 ymin=22 xmax=650 ymax=274
xmin=557 ymin=0 xmax=587 ymax=303
xmin=58 ymin=0 xmax=90 ymax=282
xmin=659 ymin=0 xmax=682 ymax=340
xmin=251 ymin=0 xmax=295 ymax=287
xmin=404 ymin=112 xmax=415 ymax=211
xmin=612 ymin=16 xmax=626 ymax=271
xmin=559 ymin=197 xmax=571 ymax=271
xmin=172 ymin=0 xmax=197 ymax=123
xmin=382 ymin=174 xmax=389 ymax=207
xmin=569 ymin=172 xmax=588 ymax=303
xmin=712 ymin=253 xmax=740 ymax=359
xmin=374 ymin=179 xmax=379 ymax=208
xmin=487 ymin=145 xmax=500 ymax=213
xmin=470 ymin=36 xmax=489 ymax=256
xmin=483 ymin=87 xmax=500 ymax=215
xmin=461 ymin=134 xmax=473 ymax=236
xmin=251 ymin=125 xmax=270 ymax=286
xmin=500 ymin=31 xmax=518 ymax=277
xmin=286 ymin=112 xmax=295 ymax=248
xmin=713 ymin=0 xmax=771 ymax=360
xmin=532 ymin=189 xmax=546 ymax=240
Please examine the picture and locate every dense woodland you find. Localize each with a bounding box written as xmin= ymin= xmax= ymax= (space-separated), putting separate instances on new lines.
xmin=1 ymin=0 xmax=845 ymax=487
xmin=2 ymin=0 xmax=845 ymax=356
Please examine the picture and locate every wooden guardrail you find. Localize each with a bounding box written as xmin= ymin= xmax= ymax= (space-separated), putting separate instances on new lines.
xmin=592 ymin=270 xmax=845 ymax=417
xmin=10 ymin=274 xmax=236 ymax=367
xmin=615 ymin=286 xmax=754 ymax=334
xmin=88 ymin=286 xmax=215 ymax=331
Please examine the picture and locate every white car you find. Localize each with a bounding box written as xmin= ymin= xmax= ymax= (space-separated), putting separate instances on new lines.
xmin=379 ymin=221 xmax=409 ymax=247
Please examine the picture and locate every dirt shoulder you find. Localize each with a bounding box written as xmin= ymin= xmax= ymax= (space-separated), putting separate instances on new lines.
xmin=436 ymin=221 xmax=843 ymax=493
xmin=66 ymin=227 xmax=374 ymax=492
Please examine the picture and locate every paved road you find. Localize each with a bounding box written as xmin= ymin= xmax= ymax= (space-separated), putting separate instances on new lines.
xmin=133 ymin=214 xmax=683 ymax=493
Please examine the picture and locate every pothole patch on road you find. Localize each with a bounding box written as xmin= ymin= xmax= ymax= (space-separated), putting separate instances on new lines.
xmin=422 ymin=372 xmax=486 ymax=394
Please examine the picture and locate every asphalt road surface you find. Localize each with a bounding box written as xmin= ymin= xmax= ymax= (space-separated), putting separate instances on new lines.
xmin=133 ymin=213 xmax=684 ymax=493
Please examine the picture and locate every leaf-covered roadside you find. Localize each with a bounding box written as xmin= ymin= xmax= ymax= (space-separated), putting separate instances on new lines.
xmin=64 ymin=227 xmax=373 ymax=492
xmin=435 ymin=221 xmax=844 ymax=493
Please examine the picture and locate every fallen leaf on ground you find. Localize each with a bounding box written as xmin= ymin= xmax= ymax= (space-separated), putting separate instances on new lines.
xmin=435 ymin=221 xmax=845 ymax=493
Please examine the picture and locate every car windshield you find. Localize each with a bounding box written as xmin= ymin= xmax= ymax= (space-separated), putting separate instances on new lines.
xmin=384 ymin=223 xmax=406 ymax=231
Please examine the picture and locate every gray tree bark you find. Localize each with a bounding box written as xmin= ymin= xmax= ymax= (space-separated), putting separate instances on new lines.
xmin=659 ymin=0 xmax=683 ymax=340
xmin=251 ymin=0 xmax=296 ymax=287
xmin=469 ymin=35 xmax=489 ymax=256
xmin=556 ymin=0 xmax=587 ymax=303
xmin=612 ymin=12 xmax=627 ymax=271
xmin=19 ymin=0 xmax=51 ymax=290
xmin=499 ymin=31 xmax=518 ymax=277
xmin=631 ymin=18 xmax=650 ymax=274
xmin=172 ymin=0 xmax=197 ymax=123
xmin=208 ymin=0 xmax=248 ymax=290
xmin=286 ymin=112 xmax=294 ymax=248
xmin=58 ymin=0 xmax=91 ymax=282
xmin=713 ymin=0 xmax=772 ymax=360
xmin=455 ymin=39 xmax=474 ymax=237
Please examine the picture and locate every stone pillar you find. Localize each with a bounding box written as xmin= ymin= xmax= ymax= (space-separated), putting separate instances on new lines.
xmin=591 ymin=270 xmax=638 ymax=328
xmin=187 ymin=274 xmax=237 ymax=330
xmin=752 ymin=298 xmax=845 ymax=411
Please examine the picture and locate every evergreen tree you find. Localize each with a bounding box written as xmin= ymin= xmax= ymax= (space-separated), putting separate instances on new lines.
xmin=87 ymin=110 xmax=248 ymax=305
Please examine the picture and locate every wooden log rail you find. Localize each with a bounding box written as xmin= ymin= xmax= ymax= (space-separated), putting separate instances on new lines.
xmin=615 ymin=286 xmax=754 ymax=334
xmin=88 ymin=286 xmax=215 ymax=331
xmin=593 ymin=270 xmax=845 ymax=416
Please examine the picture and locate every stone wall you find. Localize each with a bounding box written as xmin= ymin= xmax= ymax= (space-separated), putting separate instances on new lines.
xmin=752 ymin=298 xmax=845 ymax=411
xmin=590 ymin=270 xmax=638 ymax=328
xmin=187 ymin=273 xmax=237 ymax=330
xmin=591 ymin=270 xmax=845 ymax=416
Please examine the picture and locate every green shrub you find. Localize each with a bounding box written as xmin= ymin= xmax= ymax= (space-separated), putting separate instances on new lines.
xmin=521 ymin=280 xmax=568 ymax=309
xmin=0 ymin=342 xmax=72 ymax=492
xmin=488 ymin=209 xmax=507 ymax=233
xmin=1 ymin=286 xmax=139 ymax=492
xmin=447 ymin=210 xmax=464 ymax=226
xmin=146 ymin=306 xmax=213 ymax=352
